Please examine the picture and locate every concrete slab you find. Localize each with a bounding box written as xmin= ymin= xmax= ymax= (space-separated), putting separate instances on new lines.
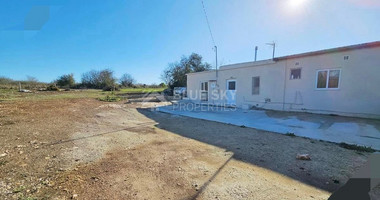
xmin=158 ymin=103 xmax=380 ymax=150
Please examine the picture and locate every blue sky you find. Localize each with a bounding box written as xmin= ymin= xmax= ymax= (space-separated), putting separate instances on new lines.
xmin=0 ymin=0 xmax=379 ymax=84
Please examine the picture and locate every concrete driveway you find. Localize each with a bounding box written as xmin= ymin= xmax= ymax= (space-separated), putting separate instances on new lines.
xmin=158 ymin=103 xmax=380 ymax=150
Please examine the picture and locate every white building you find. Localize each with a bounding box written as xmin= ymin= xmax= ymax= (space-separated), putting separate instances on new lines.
xmin=186 ymin=41 xmax=380 ymax=119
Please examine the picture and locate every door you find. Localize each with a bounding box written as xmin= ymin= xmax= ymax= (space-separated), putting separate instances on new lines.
xmin=226 ymin=80 xmax=236 ymax=105
xmin=201 ymin=82 xmax=208 ymax=101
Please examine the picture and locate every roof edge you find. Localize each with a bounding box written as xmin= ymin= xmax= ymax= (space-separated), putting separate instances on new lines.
xmin=274 ymin=41 xmax=380 ymax=61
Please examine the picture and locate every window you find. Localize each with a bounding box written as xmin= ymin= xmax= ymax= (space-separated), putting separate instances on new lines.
xmin=252 ymin=76 xmax=260 ymax=95
xmin=316 ymin=69 xmax=341 ymax=89
xmin=290 ymin=68 xmax=301 ymax=80
xmin=228 ymin=81 xmax=235 ymax=90
xmin=201 ymin=82 xmax=208 ymax=91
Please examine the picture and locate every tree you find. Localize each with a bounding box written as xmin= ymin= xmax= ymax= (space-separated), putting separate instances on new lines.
xmin=119 ymin=73 xmax=135 ymax=87
xmin=158 ymin=82 xmax=166 ymax=88
xmin=81 ymin=69 xmax=117 ymax=90
xmin=56 ymin=73 xmax=75 ymax=88
xmin=161 ymin=53 xmax=211 ymax=89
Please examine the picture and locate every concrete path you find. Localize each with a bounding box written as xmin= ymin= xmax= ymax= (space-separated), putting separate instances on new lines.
xmin=158 ymin=103 xmax=380 ymax=150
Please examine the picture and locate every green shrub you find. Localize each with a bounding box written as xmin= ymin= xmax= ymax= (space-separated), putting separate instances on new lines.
xmin=285 ymin=132 xmax=296 ymax=137
xmin=102 ymin=85 xmax=120 ymax=91
xmin=98 ymin=95 xmax=121 ymax=102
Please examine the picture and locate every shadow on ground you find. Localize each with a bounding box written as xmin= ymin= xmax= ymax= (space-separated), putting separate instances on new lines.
xmin=137 ymin=108 xmax=371 ymax=194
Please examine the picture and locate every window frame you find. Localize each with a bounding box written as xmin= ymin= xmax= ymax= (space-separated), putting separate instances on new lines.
xmin=226 ymin=80 xmax=236 ymax=91
xmin=290 ymin=68 xmax=302 ymax=80
xmin=315 ymin=68 xmax=341 ymax=90
xmin=201 ymin=81 xmax=208 ymax=91
xmin=252 ymin=76 xmax=260 ymax=95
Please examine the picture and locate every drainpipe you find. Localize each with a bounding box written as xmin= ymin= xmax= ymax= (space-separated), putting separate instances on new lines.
xmin=214 ymin=46 xmax=218 ymax=105
xmin=282 ymin=59 xmax=287 ymax=110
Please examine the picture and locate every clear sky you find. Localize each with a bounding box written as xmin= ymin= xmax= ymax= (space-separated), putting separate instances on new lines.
xmin=0 ymin=0 xmax=379 ymax=84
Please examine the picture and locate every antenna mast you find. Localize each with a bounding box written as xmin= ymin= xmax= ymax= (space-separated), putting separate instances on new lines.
xmin=266 ymin=42 xmax=276 ymax=60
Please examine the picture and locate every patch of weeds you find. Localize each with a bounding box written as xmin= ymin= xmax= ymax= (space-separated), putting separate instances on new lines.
xmin=18 ymin=195 xmax=37 ymax=200
xmin=98 ymin=95 xmax=121 ymax=102
xmin=240 ymin=125 xmax=246 ymax=128
xmin=0 ymin=160 xmax=8 ymax=166
xmin=13 ymin=186 xmax=25 ymax=193
xmin=339 ymin=142 xmax=375 ymax=153
xmin=310 ymin=140 xmax=315 ymax=143
xmin=285 ymin=132 xmax=296 ymax=137
xmin=333 ymin=179 xmax=340 ymax=184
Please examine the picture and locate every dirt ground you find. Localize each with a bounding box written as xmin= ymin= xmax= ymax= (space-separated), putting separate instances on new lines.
xmin=0 ymin=97 xmax=378 ymax=199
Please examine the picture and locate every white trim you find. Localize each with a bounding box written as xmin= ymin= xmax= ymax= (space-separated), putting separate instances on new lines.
xmin=315 ymin=68 xmax=342 ymax=90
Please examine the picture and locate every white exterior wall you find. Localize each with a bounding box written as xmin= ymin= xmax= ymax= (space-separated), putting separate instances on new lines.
xmin=186 ymin=46 xmax=380 ymax=118
xmin=283 ymin=47 xmax=380 ymax=118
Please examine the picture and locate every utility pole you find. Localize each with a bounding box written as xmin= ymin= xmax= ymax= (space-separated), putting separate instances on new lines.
xmin=266 ymin=42 xmax=276 ymax=60
xmin=254 ymin=46 xmax=258 ymax=61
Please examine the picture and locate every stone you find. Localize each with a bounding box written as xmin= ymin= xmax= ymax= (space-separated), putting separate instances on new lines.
xmin=296 ymin=154 xmax=311 ymax=160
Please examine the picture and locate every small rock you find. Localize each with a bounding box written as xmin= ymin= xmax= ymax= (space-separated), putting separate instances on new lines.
xmin=19 ymin=151 xmax=23 ymax=154
xmin=16 ymin=145 xmax=26 ymax=148
xmin=72 ymin=194 xmax=78 ymax=199
xmin=296 ymin=154 xmax=311 ymax=160
xmin=29 ymin=140 xmax=38 ymax=144
xmin=0 ymin=153 xmax=7 ymax=157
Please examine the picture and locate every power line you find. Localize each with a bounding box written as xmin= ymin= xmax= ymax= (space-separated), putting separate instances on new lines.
xmin=201 ymin=0 xmax=216 ymax=47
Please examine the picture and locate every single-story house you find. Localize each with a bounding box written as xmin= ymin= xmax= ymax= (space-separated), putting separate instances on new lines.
xmin=186 ymin=41 xmax=380 ymax=119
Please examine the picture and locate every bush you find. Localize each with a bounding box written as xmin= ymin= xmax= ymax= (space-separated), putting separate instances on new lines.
xmin=285 ymin=132 xmax=296 ymax=137
xmin=56 ymin=74 xmax=75 ymax=88
xmin=119 ymin=73 xmax=136 ymax=87
xmin=98 ymin=95 xmax=121 ymax=102
xmin=81 ymin=69 xmax=117 ymax=89
xmin=46 ymin=85 xmax=60 ymax=91
xmin=163 ymin=88 xmax=173 ymax=96
xmin=102 ymin=85 xmax=120 ymax=91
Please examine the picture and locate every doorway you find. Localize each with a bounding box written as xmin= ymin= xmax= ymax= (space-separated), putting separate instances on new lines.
xmin=226 ymin=80 xmax=236 ymax=105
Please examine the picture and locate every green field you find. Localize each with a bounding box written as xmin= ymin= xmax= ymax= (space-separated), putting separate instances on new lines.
xmin=0 ymin=87 xmax=166 ymax=102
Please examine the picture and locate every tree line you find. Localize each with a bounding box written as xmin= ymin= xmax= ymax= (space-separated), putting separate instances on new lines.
xmin=0 ymin=70 xmax=165 ymax=91
xmin=1 ymin=52 xmax=210 ymax=91
xmin=56 ymin=69 xmax=165 ymax=90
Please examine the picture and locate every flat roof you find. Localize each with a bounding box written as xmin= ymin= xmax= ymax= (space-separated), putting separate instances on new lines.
xmin=187 ymin=41 xmax=380 ymax=75
xmin=274 ymin=40 xmax=380 ymax=61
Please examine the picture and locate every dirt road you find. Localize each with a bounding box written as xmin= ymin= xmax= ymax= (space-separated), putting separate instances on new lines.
xmin=0 ymin=98 xmax=376 ymax=199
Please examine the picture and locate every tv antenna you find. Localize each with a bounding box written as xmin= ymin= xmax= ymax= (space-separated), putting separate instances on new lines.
xmin=266 ymin=42 xmax=276 ymax=60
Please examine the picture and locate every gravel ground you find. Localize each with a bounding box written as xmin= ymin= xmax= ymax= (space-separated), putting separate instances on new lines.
xmin=0 ymin=97 xmax=377 ymax=199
